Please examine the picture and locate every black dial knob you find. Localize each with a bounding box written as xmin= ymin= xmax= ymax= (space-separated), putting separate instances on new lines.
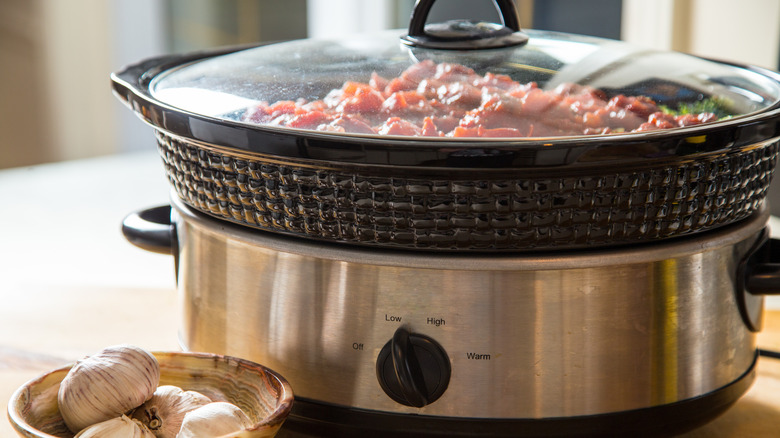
xmin=376 ymin=326 xmax=451 ymax=407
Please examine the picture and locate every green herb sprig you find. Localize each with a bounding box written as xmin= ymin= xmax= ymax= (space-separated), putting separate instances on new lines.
xmin=660 ymin=96 xmax=733 ymax=119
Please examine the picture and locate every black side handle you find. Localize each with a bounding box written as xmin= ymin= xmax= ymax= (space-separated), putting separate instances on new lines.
xmin=743 ymin=236 xmax=780 ymax=295
xmin=737 ymin=229 xmax=780 ymax=331
xmin=401 ymin=0 xmax=528 ymax=50
xmin=122 ymin=205 xmax=176 ymax=255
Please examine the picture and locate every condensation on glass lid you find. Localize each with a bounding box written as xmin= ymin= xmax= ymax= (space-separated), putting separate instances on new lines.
xmin=241 ymin=59 xmax=729 ymax=138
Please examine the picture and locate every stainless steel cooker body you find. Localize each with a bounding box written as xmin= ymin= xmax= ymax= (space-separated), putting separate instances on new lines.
xmin=169 ymin=196 xmax=765 ymax=420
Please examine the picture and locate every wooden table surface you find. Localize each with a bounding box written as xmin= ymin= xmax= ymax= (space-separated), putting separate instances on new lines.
xmin=2 ymin=153 xmax=780 ymax=437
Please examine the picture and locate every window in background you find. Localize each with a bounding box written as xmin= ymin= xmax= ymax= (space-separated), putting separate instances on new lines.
xmin=112 ymin=0 xmax=168 ymax=156
xmin=115 ymin=0 xmax=309 ymax=155
xmin=622 ymin=0 xmax=780 ymax=70
xmin=0 ymin=0 xmax=52 ymax=169
xmin=167 ymin=0 xmax=307 ymax=53
xmin=306 ymin=0 xmax=410 ymax=39
xmin=1 ymin=0 xmax=116 ymax=169
xmin=533 ymin=0 xmax=622 ymax=39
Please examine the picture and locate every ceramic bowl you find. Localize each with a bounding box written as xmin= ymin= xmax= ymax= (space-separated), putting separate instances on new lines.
xmin=7 ymin=351 xmax=293 ymax=438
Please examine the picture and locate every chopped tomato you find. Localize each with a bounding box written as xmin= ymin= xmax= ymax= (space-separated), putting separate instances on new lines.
xmin=421 ymin=117 xmax=443 ymax=137
xmin=450 ymin=126 xmax=480 ymax=137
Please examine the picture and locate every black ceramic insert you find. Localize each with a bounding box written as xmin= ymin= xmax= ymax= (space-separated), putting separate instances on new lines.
xmin=157 ymin=131 xmax=778 ymax=251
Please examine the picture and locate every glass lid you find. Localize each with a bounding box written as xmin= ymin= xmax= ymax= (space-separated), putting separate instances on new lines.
xmin=150 ymin=3 xmax=780 ymax=140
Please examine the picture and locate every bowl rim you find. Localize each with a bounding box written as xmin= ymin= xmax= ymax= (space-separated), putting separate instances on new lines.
xmin=7 ymin=350 xmax=294 ymax=438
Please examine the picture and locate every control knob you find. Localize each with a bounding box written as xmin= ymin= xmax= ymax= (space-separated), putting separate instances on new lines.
xmin=376 ymin=325 xmax=451 ymax=407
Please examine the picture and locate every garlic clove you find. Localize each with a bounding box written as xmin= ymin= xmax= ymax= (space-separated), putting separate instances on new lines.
xmin=74 ymin=415 xmax=155 ymax=438
xmin=131 ymin=385 xmax=212 ymax=438
xmin=58 ymin=344 xmax=161 ymax=433
xmin=176 ymin=402 xmax=253 ymax=438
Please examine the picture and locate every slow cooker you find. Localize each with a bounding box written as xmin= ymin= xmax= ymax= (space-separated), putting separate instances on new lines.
xmin=114 ymin=0 xmax=780 ymax=436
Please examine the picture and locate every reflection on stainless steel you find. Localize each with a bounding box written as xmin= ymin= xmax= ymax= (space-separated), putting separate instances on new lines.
xmin=175 ymin=197 xmax=763 ymax=419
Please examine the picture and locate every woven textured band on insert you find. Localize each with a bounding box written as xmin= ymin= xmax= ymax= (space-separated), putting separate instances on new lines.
xmin=156 ymin=131 xmax=778 ymax=251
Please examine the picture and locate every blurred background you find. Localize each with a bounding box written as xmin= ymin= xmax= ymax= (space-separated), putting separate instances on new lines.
xmin=3 ymin=3 xmax=780 ymax=434
xmin=1 ymin=0 xmax=779 ymax=168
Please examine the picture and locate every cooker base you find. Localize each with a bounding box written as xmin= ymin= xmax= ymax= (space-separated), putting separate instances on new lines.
xmin=276 ymin=353 xmax=757 ymax=437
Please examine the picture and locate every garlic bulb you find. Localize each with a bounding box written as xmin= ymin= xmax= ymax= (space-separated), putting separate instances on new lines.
xmin=74 ymin=415 xmax=155 ymax=438
xmin=131 ymin=385 xmax=212 ymax=438
xmin=177 ymin=402 xmax=253 ymax=438
xmin=58 ymin=344 xmax=160 ymax=433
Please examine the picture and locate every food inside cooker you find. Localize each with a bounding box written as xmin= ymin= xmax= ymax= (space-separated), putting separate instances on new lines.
xmin=243 ymin=60 xmax=725 ymax=137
